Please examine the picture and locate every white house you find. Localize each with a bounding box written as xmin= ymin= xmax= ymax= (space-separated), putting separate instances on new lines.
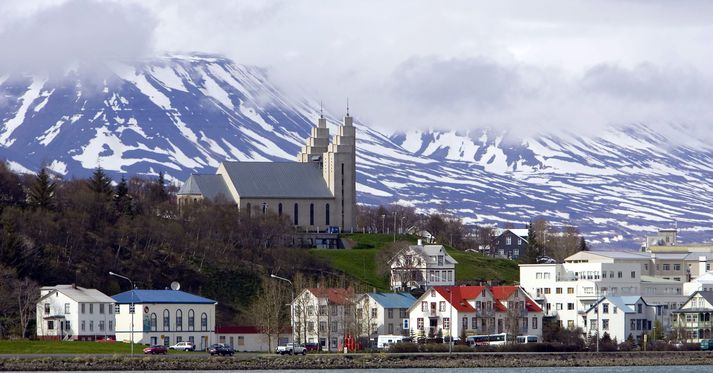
xmin=292 ymin=287 xmax=356 ymax=352
xmin=582 ymin=296 xmax=659 ymax=344
xmin=389 ymin=240 xmax=457 ymax=291
xmin=215 ymin=326 xmax=291 ymax=352
xmin=112 ymin=289 xmax=217 ymax=350
xmin=406 ymin=285 xmax=543 ymax=341
xmin=357 ymin=292 xmax=416 ymax=337
xmin=36 ymin=284 xmax=116 ymax=341
xmin=671 ymin=291 xmax=713 ymax=342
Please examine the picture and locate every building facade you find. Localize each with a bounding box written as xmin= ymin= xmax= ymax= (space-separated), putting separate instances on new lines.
xmin=177 ymin=113 xmax=357 ymax=232
xmin=292 ymin=288 xmax=356 ymax=352
xmin=582 ymin=296 xmax=659 ymax=344
xmin=389 ymin=241 xmax=457 ymax=291
xmin=112 ymin=289 xmax=217 ymax=350
xmin=357 ymin=292 xmax=416 ymax=337
xmin=671 ymin=291 xmax=713 ymax=342
xmin=489 ymin=229 xmax=528 ymax=259
xmin=215 ymin=326 xmax=291 ymax=352
xmin=36 ymin=285 xmax=116 ymax=341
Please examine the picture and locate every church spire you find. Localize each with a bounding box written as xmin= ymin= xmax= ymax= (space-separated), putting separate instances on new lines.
xmin=320 ymin=100 xmax=324 ymax=119
xmin=346 ymin=97 xmax=350 ymax=117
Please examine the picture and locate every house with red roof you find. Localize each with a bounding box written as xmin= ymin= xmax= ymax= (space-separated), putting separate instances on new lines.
xmin=406 ymin=285 xmax=543 ymax=341
xmin=291 ymin=287 xmax=357 ymax=352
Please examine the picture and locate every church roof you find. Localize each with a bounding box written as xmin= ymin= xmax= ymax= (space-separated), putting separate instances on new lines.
xmin=177 ymin=174 xmax=234 ymax=202
xmin=222 ymin=161 xmax=334 ymax=199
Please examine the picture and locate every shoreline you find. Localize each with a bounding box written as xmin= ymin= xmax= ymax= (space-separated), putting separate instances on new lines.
xmin=2 ymin=351 xmax=713 ymax=371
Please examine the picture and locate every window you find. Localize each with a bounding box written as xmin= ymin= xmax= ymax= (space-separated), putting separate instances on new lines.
xmin=439 ymin=301 xmax=446 ymax=312
xmin=603 ymin=304 xmax=609 ymax=314
xmin=319 ymin=305 xmax=327 ymax=315
xmin=293 ymin=204 xmax=299 ymax=225
xmin=421 ymin=301 xmax=427 ymax=312
xmin=238 ymin=336 xmax=245 ymax=346
xmin=89 ymin=304 xmax=94 ymax=314
xmin=544 ymin=273 xmax=551 ymax=279
xmin=150 ymin=313 xmax=157 ymax=331
xmin=631 ymin=271 xmax=636 ymax=278
xmin=663 ymin=264 xmax=670 ymax=271
xmin=308 ymin=321 xmax=315 ymax=331
xmin=331 ymin=305 xmax=338 ymax=316
xmin=188 ymin=310 xmax=195 ymax=330
xmin=325 ymin=204 xmax=330 ymax=225
xmin=309 ymin=203 xmax=314 ymax=225
xmin=556 ymin=288 xmax=562 ymax=294
xmin=99 ymin=320 xmax=105 ymax=331
xmin=330 ymin=321 xmax=337 ymax=332
xmin=462 ymin=317 xmax=468 ymax=330
xmin=438 ymin=256 xmax=444 ymax=266
xmin=602 ymin=271 xmax=607 ymax=278
xmin=532 ymin=317 xmax=538 ymax=330
xmin=100 ymin=304 xmax=105 ymax=314
xmin=567 ymin=320 xmax=574 ymax=329
xmin=443 ymin=317 xmax=450 ymax=329
xmin=387 ymin=308 xmax=394 ymax=318
xmin=472 ymin=317 xmax=477 ymax=329
xmin=89 ymin=321 xmax=94 ymax=332
xmin=417 ymin=318 xmax=424 ymax=330
xmin=617 ymin=271 xmax=622 ymax=278
xmin=278 ymin=203 xmax=283 ymax=216
xmin=674 ymin=264 xmax=681 ymax=271
xmin=163 ymin=309 xmax=170 ymax=330
xmin=64 ymin=303 xmax=70 ymax=314
xmin=388 ymin=323 xmax=394 ymax=334
xmin=47 ymin=321 xmax=54 ymax=330
xmin=81 ymin=321 xmax=85 ymax=331
xmin=44 ymin=303 xmax=50 ymax=315
xmin=637 ymin=304 xmax=643 ymax=314
xmin=115 ymin=304 xmax=120 ymax=313
xmin=567 ymin=288 xmax=574 ymax=294
xmin=201 ymin=313 xmax=208 ymax=331
xmin=176 ymin=310 xmax=183 ymax=331
xmin=371 ymin=308 xmax=377 ymax=318
xmin=109 ymin=320 xmax=113 ymax=331
xmin=536 ymin=273 xmax=542 ymax=279
xmin=567 ymin=303 xmax=574 ymax=310
xmin=556 ymin=303 xmax=563 ymax=310
xmin=544 ymin=288 xmax=551 ymax=294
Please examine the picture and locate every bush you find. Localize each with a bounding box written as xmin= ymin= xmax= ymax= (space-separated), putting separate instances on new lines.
xmin=419 ymin=343 xmax=449 ymax=353
xmin=388 ymin=342 xmax=419 ymax=353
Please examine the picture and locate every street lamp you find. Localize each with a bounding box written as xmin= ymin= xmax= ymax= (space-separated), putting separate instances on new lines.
xmin=109 ymin=271 xmax=135 ymax=356
xmin=271 ymin=274 xmax=295 ymax=344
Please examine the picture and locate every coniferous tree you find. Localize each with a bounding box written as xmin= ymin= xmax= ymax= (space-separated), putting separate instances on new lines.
xmin=27 ymin=168 xmax=56 ymax=210
xmin=114 ymin=176 xmax=133 ymax=215
xmin=523 ymin=221 xmax=540 ymax=264
xmin=579 ymin=236 xmax=589 ymax=252
xmin=87 ymin=167 xmax=113 ymax=198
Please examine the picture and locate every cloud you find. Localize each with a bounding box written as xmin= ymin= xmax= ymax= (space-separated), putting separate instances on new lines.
xmin=0 ymin=0 xmax=157 ymax=73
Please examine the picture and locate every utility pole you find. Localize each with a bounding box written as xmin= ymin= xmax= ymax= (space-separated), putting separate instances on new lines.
xmin=393 ymin=212 xmax=397 ymax=242
xmin=271 ymin=274 xmax=295 ymax=344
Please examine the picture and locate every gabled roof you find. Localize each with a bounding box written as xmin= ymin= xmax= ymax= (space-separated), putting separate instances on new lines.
xmin=490 ymin=286 xmax=543 ymax=313
xmin=585 ymin=296 xmax=645 ymax=314
xmin=39 ymin=285 xmax=114 ymax=303
xmin=495 ymin=229 xmax=529 ymax=240
xmin=367 ymin=292 xmax=417 ymax=309
xmin=112 ymin=290 xmax=217 ymax=304
xmin=408 ymin=245 xmax=458 ymax=265
xmin=433 ymin=286 xmax=488 ymax=312
xmin=307 ymin=288 xmax=353 ymax=305
xmin=177 ymin=174 xmax=234 ymax=202
xmin=221 ymin=161 xmax=334 ymax=199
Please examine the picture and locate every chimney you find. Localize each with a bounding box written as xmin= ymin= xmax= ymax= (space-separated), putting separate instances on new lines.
xmin=417 ymin=239 xmax=423 ymax=246
xmin=699 ymin=256 xmax=707 ymax=277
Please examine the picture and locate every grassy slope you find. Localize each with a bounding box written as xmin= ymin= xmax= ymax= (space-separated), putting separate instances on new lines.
xmin=308 ymin=233 xmax=519 ymax=290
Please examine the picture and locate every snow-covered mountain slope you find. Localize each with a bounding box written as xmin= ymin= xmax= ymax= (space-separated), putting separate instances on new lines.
xmin=1 ymin=53 xmax=711 ymax=247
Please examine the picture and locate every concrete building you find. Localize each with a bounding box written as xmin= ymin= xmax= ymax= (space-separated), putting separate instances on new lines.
xmin=582 ymin=296 xmax=659 ymax=344
xmin=36 ymin=284 xmax=116 ymax=341
xmin=389 ymin=241 xmax=457 ymax=291
xmin=292 ymin=288 xmax=355 ymax=352
xmin=112 ymin=289 xmax=217 ymax=350
xmin=406 ymin=286 xmax=543 ymax=341
xmin=177 ymin=113 xmax=357 ymax=232
xmin=215 ymin=326 xmax=291 ymax=352
xmin=357 ymin=292 xmax=416 ymax=337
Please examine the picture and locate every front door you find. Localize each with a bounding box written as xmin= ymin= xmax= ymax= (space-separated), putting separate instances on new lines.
xmin=150 ymin=336 xmax=157 ymax=346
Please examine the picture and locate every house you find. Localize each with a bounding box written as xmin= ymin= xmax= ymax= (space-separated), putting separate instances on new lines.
xmin=357 ymin=292 xmax=416 ymax=337
xmin=215 ymin=326 xmax=291 ymax=352
xmin=671 ymin=291 xmax=713 ymax=342
xmin=489 ymin=229 xmax=528 ymax=259
xmin=36 ymin=284 xmax=116 ymax=341
xmin=292 ymin=287 xmax=356 ymax=352
xmin=389 ymin=240 xmax=458 ymax=291
xmin=582 ymin=296 xmax=659 ymax=344
xmin=177 ymin=113 xmax=357 ymax=232
xmin=406 ymin=285 xmax=543 ymax=341
xmin=112 ymin=289 xmax=217 ymax=350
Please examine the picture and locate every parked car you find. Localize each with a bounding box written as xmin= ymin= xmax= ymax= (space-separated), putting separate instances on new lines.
xmin=143 ymin=345 xmax=168 ymax=355
xmin=304 ymin=342 xmax=320 ymax=352
xmin=275 ymin=342 xmax=307 ymax=355
xmin=169 ymin=341 xmax=195 ymax=351
xmin=207 ymin=343 xmax=235 ymax=356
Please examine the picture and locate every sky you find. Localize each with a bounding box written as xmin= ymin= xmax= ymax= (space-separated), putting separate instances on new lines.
xmin=1 ymin=0 xmax=712 ymax=137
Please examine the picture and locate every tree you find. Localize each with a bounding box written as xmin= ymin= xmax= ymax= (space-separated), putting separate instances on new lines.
xmin=248 ymin=276 xmax=288 ymax=352
xmin=14 ymin=277 xmax=39 ymax=338
xmin=0 ymin=161 xmax=24 ymax=210
xmin=87 ymin=167 xmax=113 ymax=198
xmin=652 ymin=319 xmax=664 ymax=341
xmin=114 ymin=177 xmax=134 ymax=215
xmin=27 ymin=168 xmax=56 ymax=210
xmin=580 ymin=237 xmax=589 ymax=252
xmin=522 ymin=221 xmax=540 ymax=264
xmin=377 ymin=241 xmax=423 ymax=291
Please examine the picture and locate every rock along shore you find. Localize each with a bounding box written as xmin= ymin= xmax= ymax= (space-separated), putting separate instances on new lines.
xmin=2 ymin=351 xmax=713 ymax=371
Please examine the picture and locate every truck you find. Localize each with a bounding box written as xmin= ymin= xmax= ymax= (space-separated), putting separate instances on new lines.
xmin=275 ymin=342 xmax=307 ymax=355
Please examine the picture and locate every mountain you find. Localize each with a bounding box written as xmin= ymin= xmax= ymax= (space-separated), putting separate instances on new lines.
xmin=1 ymin=53 xmax=712 ymax=248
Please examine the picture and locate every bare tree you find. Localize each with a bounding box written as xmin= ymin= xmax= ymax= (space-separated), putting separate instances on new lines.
xmin=15 ymin=277 xmax=38 ymax=338
xmin=248 ymin=276 xmax=288 ymax=352
xmin=378 ymin=241 xmax=424 ymax=291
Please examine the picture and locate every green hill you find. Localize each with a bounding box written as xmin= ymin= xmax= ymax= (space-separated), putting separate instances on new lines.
xmin=308 ymin=233 xmax=519 ymax=290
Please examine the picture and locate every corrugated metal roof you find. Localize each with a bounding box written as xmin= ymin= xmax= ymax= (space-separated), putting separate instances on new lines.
xmin=367 ymin=292 xmax=416 ymax=309
xmin=112 ymin=290 xmax=217 ymax=304
xmin=40 ymin=285 xmax=114 ymax=303
xmin=177 ymin=174 xmax=234 ymax=202
xmin=222 ymin=162 xmax=334 ymax=198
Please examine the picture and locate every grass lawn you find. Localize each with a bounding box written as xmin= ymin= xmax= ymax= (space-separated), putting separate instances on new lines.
xmin=309 ymin=233 xmax=519 ymax=290
xmin=0 ymin=340 xmax=201 ymax=354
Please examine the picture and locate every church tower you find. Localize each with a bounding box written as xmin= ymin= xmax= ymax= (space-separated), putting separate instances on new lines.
xmin=297 ymin=113 xmax=330 ymax=164
xmin=323 ymin=111 xmax=357 ymax=231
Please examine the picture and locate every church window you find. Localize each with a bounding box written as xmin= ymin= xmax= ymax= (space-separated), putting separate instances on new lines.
xmin=261 ymin=202 xmax=267 ymax=214
xmin=278 ymin=203 xmax=283 ymax=216
xmin=310 ymin=204 xmax=314 ymax=225
xmin=294 ymin=204 xmax=299 ymax=225
xmin=325 ymin=204 xmax=330 ymax=225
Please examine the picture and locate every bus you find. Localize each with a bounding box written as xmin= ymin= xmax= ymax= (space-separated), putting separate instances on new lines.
xmin=466 ymin=333 xmax=514 ymax=346
xmin=516 ymin=335 xmax=539 ymax=344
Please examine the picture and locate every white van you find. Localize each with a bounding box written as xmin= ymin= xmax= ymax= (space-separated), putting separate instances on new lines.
xmin=516 ymin=335 xmax=539 ymax=344
xmin=377 ymin=335 xmax=406 ymax=349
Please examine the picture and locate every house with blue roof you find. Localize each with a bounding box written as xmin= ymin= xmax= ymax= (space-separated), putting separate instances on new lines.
xmin=582 ymin=295 xmax=659 ymax=344
xmin=357 ymin=292 xmax=417 ymax=337
xmin=112 ymin=289 xmax=217 ymax=350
